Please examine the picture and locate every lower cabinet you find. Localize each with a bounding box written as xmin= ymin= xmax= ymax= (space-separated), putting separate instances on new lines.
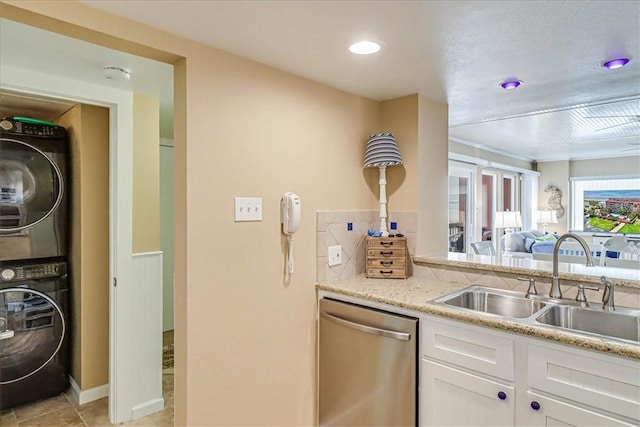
xmin=422 ymin=360 xmax=514 ymax=427
xmin=420 ymin=315 xmax=639 ymax=427
xmin=522 ymin=392 xmax=638 ymax=427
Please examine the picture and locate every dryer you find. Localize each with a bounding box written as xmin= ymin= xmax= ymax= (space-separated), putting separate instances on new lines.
xmin=0 ymin=117 xmax=70 ymax=262
xmin=0 ymin=260 xmax=70 ymax=410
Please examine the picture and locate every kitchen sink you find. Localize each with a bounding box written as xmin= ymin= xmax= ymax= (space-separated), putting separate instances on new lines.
xmin=435 ymin=287 xmax=547 ymax=319
xmin=536 ymin=305 xmax=640 ymax=343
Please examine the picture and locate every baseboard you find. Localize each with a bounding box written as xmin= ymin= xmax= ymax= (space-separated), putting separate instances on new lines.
xmin=68 ymin=376 xmax=109 ymax=406
xmin=131 ymin=397 xmax=164 ymax=420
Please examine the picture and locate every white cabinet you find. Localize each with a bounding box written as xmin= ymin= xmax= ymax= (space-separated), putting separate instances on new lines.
xmin=422 ymin=360 xmax=514 ymax=427
xmin=522 ymin=392 xmax=637 ymax=427
xmin=528 ymin=342 xmax=640 ymax=421
xmin=420 ymin=315 xmax=640 ymax=427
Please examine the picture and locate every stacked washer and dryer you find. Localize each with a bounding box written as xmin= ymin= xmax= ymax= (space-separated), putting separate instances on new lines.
xmin=0 ymin=117 xmax=71 ymax=410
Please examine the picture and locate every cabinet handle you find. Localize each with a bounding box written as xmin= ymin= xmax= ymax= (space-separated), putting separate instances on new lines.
xmin=379 ymin=251 xmax=393 ymax=256
xmin=379 ymin=270 xmax=394 ymax=274
xmin=497 ymin=391 xmax=506 ymax=400
xmin=530 ymin=401 xmax=541 ymax=411
xmin=380 ymin=260 xmax=394 ymax=266
xmin=380 ymin=241 xmax=393 ymax=246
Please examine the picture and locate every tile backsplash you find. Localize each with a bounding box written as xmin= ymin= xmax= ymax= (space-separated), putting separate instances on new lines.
xmin=316 ymin=210 xmax=417 ymax=282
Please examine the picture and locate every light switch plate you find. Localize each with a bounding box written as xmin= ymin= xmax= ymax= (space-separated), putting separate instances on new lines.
xmin=234 ymin=197 xmax=262 ymax=222
xmin=328 ymin=245 xmax=342 ymax=266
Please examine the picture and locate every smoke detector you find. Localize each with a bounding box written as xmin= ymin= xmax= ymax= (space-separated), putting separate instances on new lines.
xmin=103 ymin=66 xmax=131 ymax=81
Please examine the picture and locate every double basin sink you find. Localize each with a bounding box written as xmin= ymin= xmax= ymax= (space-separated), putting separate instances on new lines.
xmin=432 ymin=286 xmax=640 ymax=344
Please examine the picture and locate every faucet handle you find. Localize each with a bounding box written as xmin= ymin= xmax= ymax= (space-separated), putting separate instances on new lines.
xmin=600 ymin=276 xmax=616 ymax=311
xmin=517 ymin=277 xmax=538 ymax=298
xmin=576 ymin=284 xmax=600 ymax=307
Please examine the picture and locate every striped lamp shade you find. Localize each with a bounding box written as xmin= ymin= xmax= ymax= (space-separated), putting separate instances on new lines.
xmin=363 ymin=133 xmax=403 ymax=168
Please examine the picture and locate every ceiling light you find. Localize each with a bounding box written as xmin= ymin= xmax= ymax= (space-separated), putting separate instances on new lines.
xmin=602 ymin=58 xmax=630 ymax=69
xmin=349 ymin=41 xmax=382 ymax=55
xmin=103 ymin=66 xmax=131 ymax=81
xmin=500 ymin=80 xmax=522 ymax=90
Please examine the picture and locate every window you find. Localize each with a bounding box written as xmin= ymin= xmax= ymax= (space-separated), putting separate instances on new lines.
xmin=570 ymin=177 xmax=640 ymax=234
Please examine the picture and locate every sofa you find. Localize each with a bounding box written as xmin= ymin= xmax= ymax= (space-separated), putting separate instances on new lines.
xmin=501 ymin=229 xmax=555 ymax=254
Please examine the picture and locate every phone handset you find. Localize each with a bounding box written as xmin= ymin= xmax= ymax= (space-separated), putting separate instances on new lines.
xmin=281 ymin=192 xmax=301 ymax=273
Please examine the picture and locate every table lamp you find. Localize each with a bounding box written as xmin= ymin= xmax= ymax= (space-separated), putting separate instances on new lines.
xmin=364 ymin=133 xmax=403 ymax=236
xmin=534 ymin=209 xmax=557 ymax=234
xmin=495 ymin=210 xmax=522 ymax=254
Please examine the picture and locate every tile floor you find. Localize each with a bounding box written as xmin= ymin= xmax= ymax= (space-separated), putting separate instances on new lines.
xmin=1 ymin=331 xmax=174 ymax=427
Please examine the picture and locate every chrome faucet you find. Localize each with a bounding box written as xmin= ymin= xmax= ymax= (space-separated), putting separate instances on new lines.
xmin=550 ymin=233 xmax=594 ymax=299
xmin=600 ymin=276 xmax=616 ymax=311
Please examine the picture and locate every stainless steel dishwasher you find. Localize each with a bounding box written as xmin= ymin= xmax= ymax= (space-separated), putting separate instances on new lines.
xmin=319 ymin=298 xmax=418 ymax=426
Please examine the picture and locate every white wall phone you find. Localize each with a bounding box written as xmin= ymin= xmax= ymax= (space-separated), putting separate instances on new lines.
xmin=281 ymin=192 xmax=301 ymax=274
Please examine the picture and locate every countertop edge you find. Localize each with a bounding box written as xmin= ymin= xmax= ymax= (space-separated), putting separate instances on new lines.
xmin=413 ymin=255 xmax=640 ymax=288
xmin=316 ymin=281 xmax=640 ymax=360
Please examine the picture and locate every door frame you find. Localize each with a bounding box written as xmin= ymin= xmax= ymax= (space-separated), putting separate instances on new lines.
xmin=0 ymin=64 xmax=136 ymax=423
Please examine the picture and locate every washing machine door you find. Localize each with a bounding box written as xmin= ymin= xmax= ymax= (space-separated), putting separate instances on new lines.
xmin=0 ymin=287 xmax=65 ymax=384
xmin=0 ymin=138 xmax=63 ymax=233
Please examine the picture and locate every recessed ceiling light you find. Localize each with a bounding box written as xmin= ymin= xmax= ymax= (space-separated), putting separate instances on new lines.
xmin=602 ymin=58 xmax=630 ymax=70
xmin=500 ymin=80 xmax=522 ymax=90
xmin=349 ymin=40 xmax=382 ymax=55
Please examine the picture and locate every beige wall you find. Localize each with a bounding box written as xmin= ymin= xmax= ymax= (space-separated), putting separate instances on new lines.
xmin=570 ymin=156 xmax=640 ymax=178
xmin=57 ymin=104 xmax=110 ymax=389
xmin=418 ymin=95 xmax=449 ymax=254
xmin=1 ymin=2 xmax=381 ymax=425
xmin=380 ymin=95 xmax=419 ymax=211
xmin=0 ymin=2 xmax=453 ymax=425
xmin=537 ymin=160 xmax=570 ymax=234
xmin=133 ymin=93 xmax=160 ymax=253
xmin=449 ymin=140 xmax=535 ymax=171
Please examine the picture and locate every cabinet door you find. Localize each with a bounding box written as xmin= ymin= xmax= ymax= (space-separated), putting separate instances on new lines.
xmin=522 ymin=391 xmax=637 ymax=427
xmin=421 ymin=359 xmax=514 ymax=427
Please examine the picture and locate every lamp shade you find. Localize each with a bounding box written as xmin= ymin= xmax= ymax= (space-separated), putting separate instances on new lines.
xmin=534 ymin=210 xmax=558 ymax=224
xmin=495 ymin=210 xmax=522 ymax=229
xmin=364 ymin=133 xmax=403 ymax=168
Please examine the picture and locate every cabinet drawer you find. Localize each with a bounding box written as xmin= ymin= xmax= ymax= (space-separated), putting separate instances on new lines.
xmin=522 ymin=391 xmax=637 ymax=427
xmin=422 ymin=318 xmax=514 ymax=381
xmin=367 ymin=257 xmax=407 ymax=268
xmin=366 ymin=237 xmax=406 ymax=249
xmin=366 ymin=268 xmax=406 ymax=279
xmin=366 ymin=248 xmax=405 ymax=258
xmin=528 ymin=343 xmax=640 ymax=421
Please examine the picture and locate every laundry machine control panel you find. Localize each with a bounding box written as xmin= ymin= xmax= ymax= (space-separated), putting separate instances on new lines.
xmin=0 ymin=262 xmax=67 ymax=284
xmin=0 ymin=118 xmax=67 ymax=139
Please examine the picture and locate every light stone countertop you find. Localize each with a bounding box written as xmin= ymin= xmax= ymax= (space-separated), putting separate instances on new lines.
xmin=413 ymin=252 xmax=640 ymax=288
xmin=316 ymin=275 xmax=640 ymax=360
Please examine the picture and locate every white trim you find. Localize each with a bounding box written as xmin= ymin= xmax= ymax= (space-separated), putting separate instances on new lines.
xmin=68 ymin=377 xmax=109 ymax=406
xmin=132 ymin=398 xmax=165 ymax=420
xmin=449 ymin=137 xmax=536 ymax=163
xmin=0 ymin=64 xmax=136 ymax=424
xmin=449 ymin=152 xmax=540 ymax=176
xmin=570 ymin=174 xmax=639 ymax=181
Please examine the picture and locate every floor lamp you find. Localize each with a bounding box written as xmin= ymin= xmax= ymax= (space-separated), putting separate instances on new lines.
xmin=495 ymin=210 xmax=522 ymax=254
xmin=535 ymin=209 xmax=557 ymax=234
xmin=364 ymin=133 xmax=403 ymax=237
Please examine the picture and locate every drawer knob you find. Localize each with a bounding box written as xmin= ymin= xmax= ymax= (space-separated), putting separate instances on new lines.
xmin=530 ymin=401 xmax=541 ymax=411
xmin=497 ymin=391 xmax=507 ymax=400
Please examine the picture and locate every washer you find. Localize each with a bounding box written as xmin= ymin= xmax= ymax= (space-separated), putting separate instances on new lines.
xmin=0 ymin=117 xmax=70 ymax=262
xmin=0 ymin=260 xmax=69 ymax=410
